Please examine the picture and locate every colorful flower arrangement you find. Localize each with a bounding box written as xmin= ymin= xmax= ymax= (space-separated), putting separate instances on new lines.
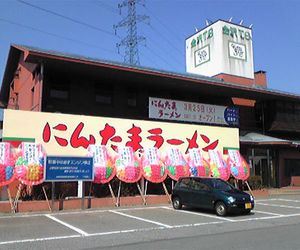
xmin=141 ymin=147 xmax=167 ymax=183
xmin=0 ymin=143 xmax=16 ymax=187
xmin=187 ymin=148 xmax=211 ymax=177
xmin=115 ymin=146 xmax=142 ymax=183
xmin=208 ymin=149 xmax=230 ymax=181
xmin=88 ymin=145 xmax=116 ymax=184
xmin=15 ymin=142 xmax=45 ymax=186
xmin=164 ymin=148 xmax=190 ymax=181
xmin=227 ymin=150 xmax=250 ymax=181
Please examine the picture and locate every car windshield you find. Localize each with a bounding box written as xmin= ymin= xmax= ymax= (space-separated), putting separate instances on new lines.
xmin=209 ymin=179 xmax=234 ymax=191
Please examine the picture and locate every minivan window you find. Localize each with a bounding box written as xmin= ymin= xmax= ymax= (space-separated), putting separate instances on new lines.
xmin=179 ymin=178 xmax=190 ymax=188
xmin=209 ymin=179 xmax=234 ymax=191
xmin=190 ymin=179 xmax=210 ymax=191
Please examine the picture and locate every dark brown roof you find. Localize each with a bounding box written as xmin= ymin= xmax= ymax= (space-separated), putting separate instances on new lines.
xmin=2 ymin=44 xmax=300 ymax=106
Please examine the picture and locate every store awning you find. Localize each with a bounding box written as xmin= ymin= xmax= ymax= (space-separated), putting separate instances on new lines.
xmin=239 ymin=132 xmax=300 ymax=146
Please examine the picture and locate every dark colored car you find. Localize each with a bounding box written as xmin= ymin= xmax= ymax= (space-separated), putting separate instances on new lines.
xmin=171 ymin=177 xmax=254 ymax=216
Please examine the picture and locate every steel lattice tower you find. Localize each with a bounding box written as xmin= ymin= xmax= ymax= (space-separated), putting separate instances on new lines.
xmin=114 ymin=0 xmax=149 ymax=65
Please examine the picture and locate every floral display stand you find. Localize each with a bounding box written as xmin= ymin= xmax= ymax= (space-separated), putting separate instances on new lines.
xmin=14 ymin=142 xmax=50 ymax=212
xmin=208 ymin=149 xmax=230 ymax=181
xmin=141 ymin=147 xmax=170 ymax=202
xmin=227 ymin=149 xmax=253 ymax=196
xmin=88 ymin=145 xmax=117 ymax=206
xmin=115 ymin=146 xmax=145 ymax=206
xmin=0 ymin=142 xmax=16 ymax=212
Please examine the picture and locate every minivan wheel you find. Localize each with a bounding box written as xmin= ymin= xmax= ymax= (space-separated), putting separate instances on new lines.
xmin=215 ymin=201 xmax=227 ymax=216
xmin=172 ymin=197 xmax=182 ymax=210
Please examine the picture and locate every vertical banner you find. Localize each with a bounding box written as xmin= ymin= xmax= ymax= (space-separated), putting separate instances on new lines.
xmin=88 ymin=145 xmax=115 ymax=184
xmin=188 ymin=148 xmax=211 ymax=177
xmin=208 ymin=149 xmax=230 ymax=181
xmin=164 ymin=148 xmax=190 ymax=181
xmin=141 ymin=147 xmax=167 ymax=183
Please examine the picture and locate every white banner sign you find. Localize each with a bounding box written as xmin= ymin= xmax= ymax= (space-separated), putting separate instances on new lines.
xmin=118 ymin=146 xmax=134 ymax=165
xmin=189 ymin=148 xmax=202 ymax=166
xmin=149 ymin=97 xmax=239 ymax=126
xmin=23 ymin=143 xmax=40 ymax=164
xmin=88 ymin=144 xmax=107 ymax=166
xmin=144 ymin=147 xmax=159 ymax=165
xmin=228 ymin=149 xmax=242 ymax=165
xmin=168 ymin=148 xmax=183 ymax=165
xmin=0 ymin=143 xmax=10 ymax=164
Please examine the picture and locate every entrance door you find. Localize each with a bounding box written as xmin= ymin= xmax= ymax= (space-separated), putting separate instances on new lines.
xmin=251 ymin=154 xmax=275 ymax=188
xmin=261 ymin=159 xmax=269 ymax=187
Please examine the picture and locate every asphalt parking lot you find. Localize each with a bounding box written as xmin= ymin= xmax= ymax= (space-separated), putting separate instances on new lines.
xmin=1 ymin=195 xmax=300 ymax=249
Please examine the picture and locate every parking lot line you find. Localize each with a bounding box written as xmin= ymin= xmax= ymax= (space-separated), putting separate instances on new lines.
xmin=161 ymin=206 xmax=235 ymax=222
xmin=276 ymin=198 xmax=300 ymax=203
xmin=0 ymin=206 xmax=168 ymax=220
xmin=0 ymin=234 xmax=80 ymax=246
xmin=253 ymin=210 xmax=282 ymax=216
xmin=230 ymin=215 xmax=283 ymax=222
xmin=256 ymin=198 xmax=277 ymax=202
xmin=45 ymin=214 xmax=89 ymax=236
xmin=0 ymin=213 xmax=46 ymax=219
xmin=256 ymin=203 xmax=300 ymax=210
xmin=109 ymin=210 xmax=173 ymax=228
xmin=88 ymin=226 xmax=164 ymax=237
xmin=111 ymin=206 xmax=166 ymax=212
xmin=173 ymin=221 xmax=224 ymax=228
xmin=2 ymin=205 xmax=300 ymax=247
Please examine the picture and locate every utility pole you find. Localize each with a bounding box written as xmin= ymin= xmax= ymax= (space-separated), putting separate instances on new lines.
xmin=114 ymin=0 xmax=149 ymax=66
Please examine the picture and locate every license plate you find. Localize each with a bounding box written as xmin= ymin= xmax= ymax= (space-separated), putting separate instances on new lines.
xmin=245 ymin=203 xmax=252 ymax=209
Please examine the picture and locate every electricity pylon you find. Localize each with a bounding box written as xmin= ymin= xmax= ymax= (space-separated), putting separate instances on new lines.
xmin=114 ymin=0 xmax=149 ymax=66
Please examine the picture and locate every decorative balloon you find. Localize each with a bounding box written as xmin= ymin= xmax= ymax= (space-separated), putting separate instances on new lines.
xmin=115 ymin=146 xmax=142 ymax=183
xmin=0 ymin=142 xmax=16 ymax=187
xmin=227 ymin=149 xmax=250 ymax=181
xmin=15 ymin=142 xmax=46 ymax=186
xmin=164 ymin=148 xmax=190 ymax=181
xmin=187 ymin=148 xmax=211 ymax=177
xmin=88 ymin=144 xmax=115 ymax=184
xmin=208 ymin=149 xmax=230 ymax=181
xmin=141 ymin=147 xmax=167 ymax=183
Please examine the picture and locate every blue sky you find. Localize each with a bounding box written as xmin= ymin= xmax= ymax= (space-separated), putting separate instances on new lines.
xmin=0 ymin=0 xmax=300 ymax=95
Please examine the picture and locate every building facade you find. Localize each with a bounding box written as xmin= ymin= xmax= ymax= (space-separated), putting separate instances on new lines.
xmin=1 ymin=42 xmax=300 ymax=190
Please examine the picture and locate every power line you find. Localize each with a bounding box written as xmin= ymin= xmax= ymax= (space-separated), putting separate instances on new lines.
xmin=1 ymin=15 xmax=177 ymax=73
xmin=147 ymin=37 xmax=183 ymax=66
xmin=144 ymin=46 xmax=177 ymax=71
xmin=148 ymin=24 xmax=182 ymax=55
xmin=95 ymin=0 xmax=119 ymax=14
xmin=16 ymin=0 xmax=117 ymax=37
xmin=0 ymin=17 xmax=120 ymax=57
xmin=142 ymin=4 xmax=185 ymax=63
xmin=143 ymin=5 xmax=183 ymax=45
xmin=139 ymin=50 xmax=160 ymax=69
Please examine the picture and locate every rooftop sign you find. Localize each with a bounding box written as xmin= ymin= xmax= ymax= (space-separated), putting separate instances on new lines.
xmin=186 ymin=20 xmax=254 ymax=79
